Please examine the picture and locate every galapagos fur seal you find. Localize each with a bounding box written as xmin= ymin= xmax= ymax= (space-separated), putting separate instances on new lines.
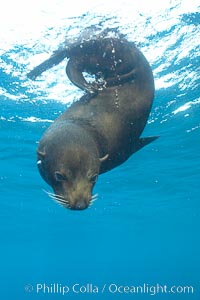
xmin=36 ymin=38 xmax=158 ymax=210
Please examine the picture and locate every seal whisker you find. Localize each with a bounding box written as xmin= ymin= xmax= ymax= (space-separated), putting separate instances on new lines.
xmin=43 ymin=189 xmax=70 ymax=207
xmin=48 ymin=194 xmax=61 ymax=202
xmin=91 ymin=199 xmax=97 ymax=204
xmin=53 ymin=200 xmax=64 ymax=207
xmin=57 ymin=200 xmax=69 ymax=207
xmin=43 ymin=189 xmax=67 ymax=201
xmin=43 ymin=190 xmax=65 ymax=200
xmin=58 ymin=199 xmax=70 ymax=206
xmin=91 ymin=194 xmax=98 ymax=203
xmin=89 ymin=201 xmax=94 ymax=207
xmin=53 ymin=196 xmax=69 ymax=205
xmin=50 ymin=196 xmax=70 ymax=208
xmin=54 ymin=194 xmax=66 ymax=201
xmin=89 ymin=196 xmax=98 ymax=207
xmin=43 ymin=189 xmax=57 ymax=198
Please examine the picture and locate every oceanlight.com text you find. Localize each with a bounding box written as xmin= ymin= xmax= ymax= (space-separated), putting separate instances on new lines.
xmin=24 ymin=282 xmax=195 ymax=296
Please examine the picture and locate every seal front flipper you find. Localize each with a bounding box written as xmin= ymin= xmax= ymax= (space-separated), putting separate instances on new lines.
xmin=133 ymin=136 xmax=159 ymax=153
xmin=27 ymin=49 xmax=69 ymax=80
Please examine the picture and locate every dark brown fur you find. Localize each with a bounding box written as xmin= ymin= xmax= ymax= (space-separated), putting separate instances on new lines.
xmin=28 ymin=38 xmax=137 ymax=94
xmin=36 ymin=40 xmax=157 ymax=210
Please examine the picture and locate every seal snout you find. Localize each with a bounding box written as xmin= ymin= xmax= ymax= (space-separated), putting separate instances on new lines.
xmin=46 ymin=190 xmax=91 ymax=210
xmin=70 ymin=200 xmax=89 ymax=210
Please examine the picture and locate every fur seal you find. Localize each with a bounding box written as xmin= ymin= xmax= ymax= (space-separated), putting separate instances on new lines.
xmin=36 ymin=38 xmax=158 ymax=210
xmin=27 ymin=37 xmax=137 ymax=94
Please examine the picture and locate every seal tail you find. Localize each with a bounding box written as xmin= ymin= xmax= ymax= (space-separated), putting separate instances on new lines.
xmin=27 ymin=49 xmax=69 ymax=80
xmin=133 ymin=136 xmax=159 ymax=153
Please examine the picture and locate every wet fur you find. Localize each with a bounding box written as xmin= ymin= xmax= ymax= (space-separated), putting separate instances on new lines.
xmin=36 ymin=39 xmax=157 ymax=210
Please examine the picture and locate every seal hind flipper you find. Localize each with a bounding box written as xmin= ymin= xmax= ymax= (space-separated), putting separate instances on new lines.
xmin=105 ymin=68 xmax=136 ymax=87
xmin=133 ymin=136 xmax=159 ymax=153
xmin=66 ymin=58 xmax=97 ymax=94
xmin=27 ymin=49 xmax=68 ymax=80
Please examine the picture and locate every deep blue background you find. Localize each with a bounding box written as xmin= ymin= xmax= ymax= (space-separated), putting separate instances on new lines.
xmin=0 ymin=1 xmax=200 ymax=299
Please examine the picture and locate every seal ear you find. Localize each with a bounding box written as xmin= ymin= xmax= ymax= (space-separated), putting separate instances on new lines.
xmin=37 ymin=150 xmax=46 ymax=166
xmin=99 ymin=154 xmax=109 ymax=163
xmin=37 ymin=149 xmax=46 ymax=158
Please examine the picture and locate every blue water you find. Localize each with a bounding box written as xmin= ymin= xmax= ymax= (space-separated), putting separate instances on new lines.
xmin=0 ymin=1 xmax=200 ymax=299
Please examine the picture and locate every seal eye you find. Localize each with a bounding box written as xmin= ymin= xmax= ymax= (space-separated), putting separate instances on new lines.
xmin=54 ymin=171 xmax=68 ymax=182
xmin=90 ymin=174 xmax=98 ymax=184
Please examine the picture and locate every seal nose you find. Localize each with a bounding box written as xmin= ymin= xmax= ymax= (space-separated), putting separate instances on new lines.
xmin=71 ymin=200 xmax=88 ymax=210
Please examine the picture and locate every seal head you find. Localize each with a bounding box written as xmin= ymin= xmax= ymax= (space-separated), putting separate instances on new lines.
xmin=37 ymin=121 xmax=102 ymax=210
